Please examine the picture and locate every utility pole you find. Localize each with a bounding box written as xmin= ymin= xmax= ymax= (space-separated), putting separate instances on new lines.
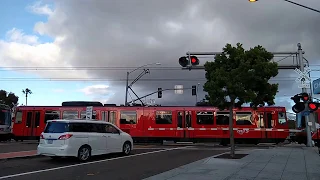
xmin=298 ymin=43 xmax=312 ymax=147
xmin=124 ymin=63 xmax=161 ymax=106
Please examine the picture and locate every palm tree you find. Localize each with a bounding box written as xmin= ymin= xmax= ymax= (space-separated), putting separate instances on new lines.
xmin=22 ymin=88 xmax=32 ymax=106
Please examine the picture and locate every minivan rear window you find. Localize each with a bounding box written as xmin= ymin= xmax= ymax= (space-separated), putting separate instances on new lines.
xmin=44 ymin=122 xmax=69 ymax=133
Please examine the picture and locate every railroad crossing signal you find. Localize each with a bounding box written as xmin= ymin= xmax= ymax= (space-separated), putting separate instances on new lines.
xmin=294 ymin=68 xmax=311 ymax=88
xmin=291 ymin=93 xmax=318 ymax=113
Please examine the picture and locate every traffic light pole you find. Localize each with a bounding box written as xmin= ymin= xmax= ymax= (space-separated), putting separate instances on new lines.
xmin=298 ymin=43 xmax=312 ymax=147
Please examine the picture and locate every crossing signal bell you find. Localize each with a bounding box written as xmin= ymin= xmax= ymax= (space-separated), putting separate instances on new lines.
xmin=192 ymin=85 xmax=196 ymax=96
xmin=158 ymin=88 xmax=162 ymax=98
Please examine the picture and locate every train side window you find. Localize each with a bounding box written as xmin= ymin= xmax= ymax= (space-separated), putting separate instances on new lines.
xmin=120 ymin=111 xmax=137 ymax=124
xmin=62 ymin=111 xmax=78 ymax=119
xmin=155 ymin=111 xmax=172 ymax=124
xmin=185 ymin=111 xmax=191 ymax=127
xmin=26 ymin=112 xmax=32 ymax=127
xmin=177 ymin=112 xmax=183 ymax=128
xmin=44 ymin=111 xmax=60 ymax=123
xmin=216 ymin=112 xmax=229 ymax=125
xmin=80 ymin=111 xmax=97 ymax=119
xmin=278 ymin=112 xmax=286 ymax=125
xmin=258 ymin=113 xmax=264 ymax=128
xmin=101 ymin=111 xmax=108 ymax=122
xmin=236 ymin=112 xmax=253 ymax=125
xmin=109 ymin=111 xmax=116 ymax=125
xmin=34 ymin=112 xmax=40 ymax=127
xmin=196 ymin=111 xmax=214 ymax=125
xmin=15 ymin=111 xmax=22 ymax=124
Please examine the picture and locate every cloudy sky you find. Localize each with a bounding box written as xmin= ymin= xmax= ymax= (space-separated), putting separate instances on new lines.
xmin=0 ymin=0 xmax=319 ymax=116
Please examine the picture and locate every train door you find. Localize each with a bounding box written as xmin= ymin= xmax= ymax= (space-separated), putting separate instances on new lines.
xmin=101 ymin=111 xmax=108 ymax=122
xmin=263 ymin=111 xmax=274 ymax=139
xmin=177 ymin=111 xmax=192 ymax=139
xmin=23 ymin=111 xmax=41 ymax=138
xmin=257 ymin=111 xmax=266 ymax=139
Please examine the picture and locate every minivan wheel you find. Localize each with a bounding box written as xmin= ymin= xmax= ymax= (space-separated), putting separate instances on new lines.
xmin=122 ymin=142 xmax=131 ymax=155
xmin=78 ymin=146 xmax=91 ymax=162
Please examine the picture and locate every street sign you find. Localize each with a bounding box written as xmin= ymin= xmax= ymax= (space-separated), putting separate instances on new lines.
xmin=174 ymin=85 xmax=183 ymax=94
xmin=86 ymin=106 xmax=93 ymax=120
xmin=313 ymin=78 xmax=320 ymax=94
xmin=294 ymin=68 xmax=311 ymax=88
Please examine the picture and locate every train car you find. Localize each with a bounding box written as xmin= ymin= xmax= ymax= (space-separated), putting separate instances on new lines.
xmin=140 ymin=106 xmax=289 ymax=145
xmin=12 ymin=101 xmax=290 ymax=144
xmin=0 ymin=104 xmax=13 ymax=141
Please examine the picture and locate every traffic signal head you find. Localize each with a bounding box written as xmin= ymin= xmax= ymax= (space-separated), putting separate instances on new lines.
xmin=308 ymin=102 xmax=318 ymax=111
xmin=158 ymin=88 xmax=162 ymax=98
xmin=179 ymin=56 xmax=189 ymax=67
xmin=192 ymin=85 xmax=196 ymax=96
xmin=292 ymin=102 xmax=305 ymax=113
xmin=190 ymin=56 xmax=199 ymax=66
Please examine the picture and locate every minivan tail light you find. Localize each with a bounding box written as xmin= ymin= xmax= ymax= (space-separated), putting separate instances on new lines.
xmin=40 ymin=134 xmax=44 ymax=139
xmin=58 ymin=134 xmax=73 ymax=140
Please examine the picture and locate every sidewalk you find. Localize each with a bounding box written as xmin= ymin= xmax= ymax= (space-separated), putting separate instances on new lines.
xmin=144 ymin=144 xmax=320 ymax=180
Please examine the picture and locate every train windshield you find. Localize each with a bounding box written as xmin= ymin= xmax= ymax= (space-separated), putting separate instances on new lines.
xmin=0 ymin=109 xmax=11 ymax=125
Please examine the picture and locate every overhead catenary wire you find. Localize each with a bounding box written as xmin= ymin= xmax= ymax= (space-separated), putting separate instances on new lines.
xmin=0 ymin=78 xmax=314 ymax=82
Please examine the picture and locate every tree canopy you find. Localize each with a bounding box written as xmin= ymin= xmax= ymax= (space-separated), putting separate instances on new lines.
xmin=203 ymin=43 xmax=279 ymax=158
xmin=203 ymin=43 xmax=279 ymax=110
xmin=0 ymin=89 xmax=19 ymax=108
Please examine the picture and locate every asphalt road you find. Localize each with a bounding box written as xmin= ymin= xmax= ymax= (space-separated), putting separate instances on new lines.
xmin=0 ymin=146 xmax=227 ymax=180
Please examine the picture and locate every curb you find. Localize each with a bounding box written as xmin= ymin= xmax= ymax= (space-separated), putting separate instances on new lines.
xmin=0 ymin=154 xmax=41 ymax=161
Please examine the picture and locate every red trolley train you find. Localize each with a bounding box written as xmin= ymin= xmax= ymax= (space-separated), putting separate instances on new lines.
xmin=12 ymin=101 xmax=291 ymax=145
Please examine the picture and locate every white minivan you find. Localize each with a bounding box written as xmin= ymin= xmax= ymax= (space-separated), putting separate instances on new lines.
xmin=37 ymin=119 xmax=133 ymax=161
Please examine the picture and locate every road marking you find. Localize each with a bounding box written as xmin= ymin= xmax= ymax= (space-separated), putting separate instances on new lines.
xmin=0 ymin=146 xmax=191 ymax=180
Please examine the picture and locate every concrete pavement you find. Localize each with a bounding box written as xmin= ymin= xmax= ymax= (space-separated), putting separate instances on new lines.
xmin=0 ymin=146 xmax=227 ymax=180
xmin=144 ymin=144 xmax=320 ymax=180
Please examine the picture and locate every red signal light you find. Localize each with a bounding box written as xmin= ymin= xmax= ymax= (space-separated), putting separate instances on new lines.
xmin=308 ymin=102 xmax=318 ymax=111
xmin=300 ymin=93 xmax=309 ymax=102
xmin=190 ymin=56 xmax=199 ymax=65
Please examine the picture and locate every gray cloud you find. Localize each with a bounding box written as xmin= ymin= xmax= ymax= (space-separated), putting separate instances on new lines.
xmin=3 ymin=0 xmax=320 ymax=108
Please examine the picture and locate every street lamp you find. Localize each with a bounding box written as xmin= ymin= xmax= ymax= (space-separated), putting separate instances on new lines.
xmin=248 ymin=0 xmax=320 ymax=14
xmin=125 ymin=62 xmax=161 ymax=106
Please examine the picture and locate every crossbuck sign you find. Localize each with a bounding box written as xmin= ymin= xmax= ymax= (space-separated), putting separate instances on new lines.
xmin=294 ymin=68 xmax=311 ymax=88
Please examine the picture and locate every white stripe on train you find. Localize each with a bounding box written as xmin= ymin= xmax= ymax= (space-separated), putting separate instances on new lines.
xmin=147 ymin=127 xmax=303 ymax=132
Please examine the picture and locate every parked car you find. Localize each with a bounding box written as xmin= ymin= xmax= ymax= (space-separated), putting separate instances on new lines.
xmin=37 ymin=119 xmax=133 ymax=161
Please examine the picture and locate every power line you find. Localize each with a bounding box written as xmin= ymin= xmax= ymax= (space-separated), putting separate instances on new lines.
xmin=0 ymin=78 xmax=312 ymax=82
